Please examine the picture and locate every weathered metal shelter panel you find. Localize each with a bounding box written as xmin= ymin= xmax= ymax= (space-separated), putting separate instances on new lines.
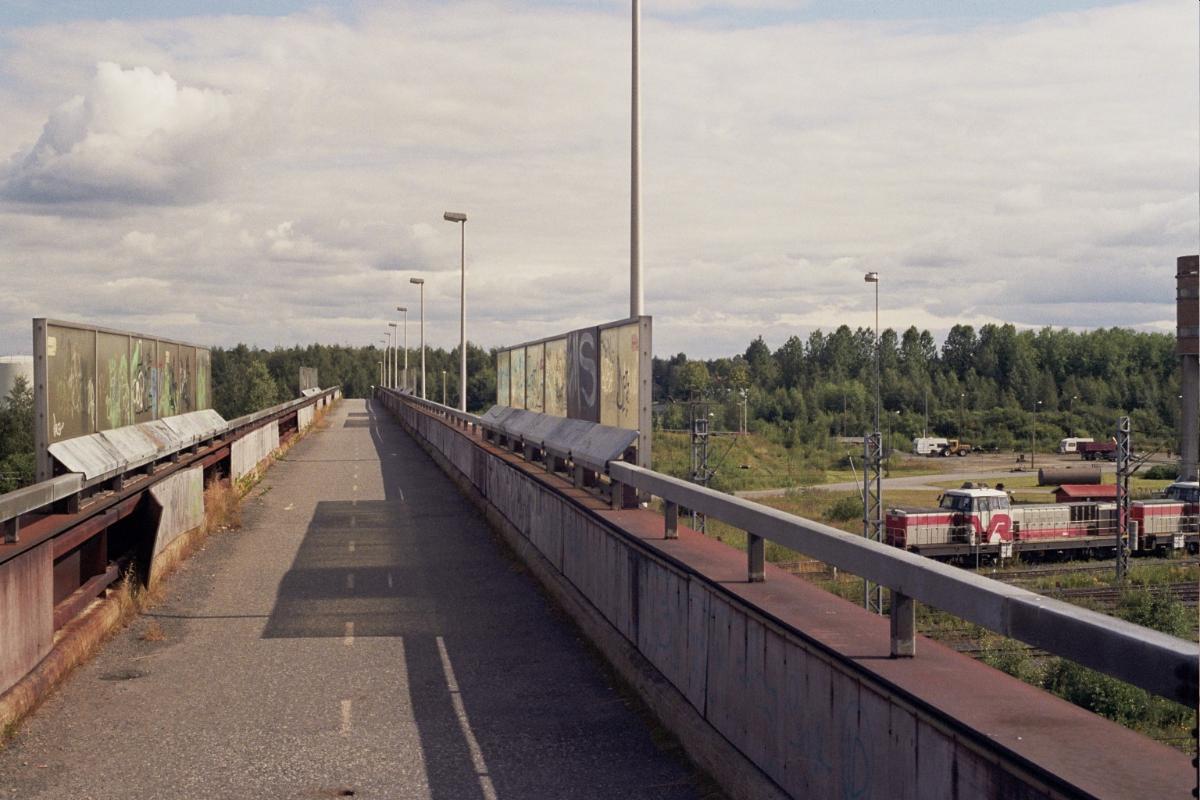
xmin=490 ymin=317 xmax=651 ymax=469
xmin=33 ymin=319 xmax=212 ymax=482
xmin=97 ymin=331 xmax=133 ymax=431
xmin=298 ymin=366 xmax=319 ymax=393
xmin=149 ymin=466 xmax=204 ymax=559
xmin=544 ymin=338 xmax=567 ymax=416
xmin=510 ymin=347 xmax=526 ymax=409
xmin=525 ymin=343 xmax=545 ymax=413
xmin=599 ymin=322 xmax=639 ymax=430
xmin=0 ymin=543 xmax=53 ymax=696
xmin=131 ymin=336 xmax=158 ymax=424
xmin=495 ymin=350 xmax=510 ymax=407
xmin=566 ymin=326 xmax=600 ymax=422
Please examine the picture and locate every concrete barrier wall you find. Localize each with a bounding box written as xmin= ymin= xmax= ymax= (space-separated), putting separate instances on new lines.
xmin=149 ymin=466 xmax=205 ymax=558
xmin=0 ymin=544 xmax=52 ymax=696
xmin=384 ymin=394 xmax=1191 ymax=800
xmin=231 ymin=421 xmax=280 ymax=481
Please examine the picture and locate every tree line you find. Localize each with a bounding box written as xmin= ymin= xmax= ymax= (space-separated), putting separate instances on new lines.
xmin=654 ymin=323 xmax=1184 ymax=455
xmin=211 ymin=342 xmax=497 ymax=419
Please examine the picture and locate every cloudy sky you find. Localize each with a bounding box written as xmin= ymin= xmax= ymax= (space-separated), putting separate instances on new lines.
xmin=0 ymin=1 xmax=1196 ymax=358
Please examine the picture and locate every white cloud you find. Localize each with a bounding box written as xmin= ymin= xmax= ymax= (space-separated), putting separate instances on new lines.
xmin=1 ymin=61 xmax=242 ymax=205
xmin=0 ymin=1 xmax=1194 ymax=359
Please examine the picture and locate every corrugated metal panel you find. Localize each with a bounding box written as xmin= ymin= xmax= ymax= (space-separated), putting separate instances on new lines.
xmin=160 ymin=409 xmax=226 ymax=445
xmin=48 ymin=434 xmax=125 ymax=481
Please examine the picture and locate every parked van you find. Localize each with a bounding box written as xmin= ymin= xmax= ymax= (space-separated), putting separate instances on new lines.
xmin=1057 ymin=437 xmax=1094 ymax=454
xmin=912 ymin=437 xmax=950 ymax=456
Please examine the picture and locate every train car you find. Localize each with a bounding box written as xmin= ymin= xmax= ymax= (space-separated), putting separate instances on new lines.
xmin=885 ymin=482 xmax=1195 ymax=561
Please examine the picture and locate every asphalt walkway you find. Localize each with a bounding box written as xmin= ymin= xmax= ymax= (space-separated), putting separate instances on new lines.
xmin=0 ymin=399 xmax=706 ymax=800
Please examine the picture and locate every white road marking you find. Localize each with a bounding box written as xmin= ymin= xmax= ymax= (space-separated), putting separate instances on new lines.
xmin=352 ymin=484 xmax=358 ymax=493
xmin=340 ymin=699 xmax=352 ymax=736
xmin=343 ymin=621 xmax=355 ymax=646
xmin=436 ymin=636 xmax=498 ymax=800
xmin=398 ymin=487 xmax=405 ymax=502
xmin=387 ymin=573 xmax=394 ymax=588
xmin=283 ymin=503 xmax=294 ymax=511
xmin=348 ymin=540 xmax=356 ymax=553
xmin=350 ymin=516 xmax=357 ymax=529
xmin=346 ymin=573 xmax=355 ymax=591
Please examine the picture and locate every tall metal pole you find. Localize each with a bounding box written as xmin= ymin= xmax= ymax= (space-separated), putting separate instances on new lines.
xmin=459 ymin=221 xmax=467 ymax=411
xmin=630 ymin=0 xmax=643 ymax=318
xmin=420 ymin=283 xmax=425 ymax=398
xmin=385 ymin=329 xmax=393 ymax=389
xmin=1116 ymin=416 xmax=1132 ymax=581
xmin=388 ymin=323 xmax=398 ymax=389
xmin=874 ymin=277 xmax=880 ymax=435
xmin=401 ymin=308 xmax=409 ymax=392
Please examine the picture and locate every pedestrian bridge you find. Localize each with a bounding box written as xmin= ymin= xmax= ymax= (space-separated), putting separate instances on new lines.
xmin=0 ymin=390 xmax=1195 ymax=798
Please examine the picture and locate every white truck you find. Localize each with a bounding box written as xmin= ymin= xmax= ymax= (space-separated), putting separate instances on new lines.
xmin=912 ymin=437 xmax=949 ymax=456
xmin=1057 ymin=437 xmax=1094 ymax=454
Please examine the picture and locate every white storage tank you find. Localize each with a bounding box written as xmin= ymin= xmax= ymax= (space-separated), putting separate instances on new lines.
xmin=0 ymin=352 xmax=33 ymax=400
xmin=0 ymin=355 xmax=33 ymax=400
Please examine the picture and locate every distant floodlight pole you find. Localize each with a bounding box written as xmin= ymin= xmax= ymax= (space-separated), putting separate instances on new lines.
xmin=862 ymin=271 xmax=883 ymax=616
xmin=383 ymin=329 xmax=393 ymax=389
xmin=398 ymin=306 xmax=408 ymax=392
xmin=388 ymin=323 xmax=398 ymax=389
xmin=864 ymin=272 xmax=883 ymax=434
xmin=444 ymin=211 xmax=468 ymax=411
xmin=630 ymin=0 xmax=643 ymax=318
xmin=410 ymin=277 xmax=426 ymax=398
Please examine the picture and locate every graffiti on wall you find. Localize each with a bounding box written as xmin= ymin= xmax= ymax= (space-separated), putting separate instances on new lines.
xmin=496 ymin=350 xmax=510 ymax=406
xmin=37 ymin=319 xmax=212 ymax=447
xmin=493 ymin=316 xmax=651 ymax=467
xmin=525 ymin=343 xmax=545 ymax=413
xmin=566 ymin=327 xmax=600 ymax=422
xmin=544 ymin=338 xmax=567 ymax=416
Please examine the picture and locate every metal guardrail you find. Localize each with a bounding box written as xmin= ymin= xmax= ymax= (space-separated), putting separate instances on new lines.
xmin=381 ymin=389 xmax=483 ymax=429
xmin=608 ymin=461 xmax=1199 ymax=705
xmin=0 ymin=387 xmax=341 ymax=547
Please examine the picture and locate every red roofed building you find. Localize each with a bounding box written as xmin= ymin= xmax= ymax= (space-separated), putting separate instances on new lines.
xmin=1053 ymin=484 xmax=1118 ymax=503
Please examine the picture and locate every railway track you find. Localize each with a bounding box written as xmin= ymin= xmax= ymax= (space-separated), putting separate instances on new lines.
xmin=1051 ymin=581 xmax=1199 ymax=606
xmin=983 ymin=558 xmax=1199 ymax=581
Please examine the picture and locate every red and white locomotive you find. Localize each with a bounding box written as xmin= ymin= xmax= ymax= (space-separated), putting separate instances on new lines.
xmin=885 ymin=481 xmax=1199 ymax=561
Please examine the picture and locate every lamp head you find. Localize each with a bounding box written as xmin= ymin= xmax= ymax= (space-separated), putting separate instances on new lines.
xmin=397 ymin=306 xmax=407 ymax=312
xmin=864 ymin=272 xmax=879 ymax=283
xmin=443 ymin=211 xmax=467 ymax=223
xmin=410 ymin=277 xmax=424 ymax=285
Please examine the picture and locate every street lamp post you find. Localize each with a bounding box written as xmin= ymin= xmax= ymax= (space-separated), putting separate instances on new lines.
xmin=383 ymin=330 xmax=393 ymax=389
xmin=864 ymin=271 xmax=883 ymax=434
xmin=630 ymin=0 xmax=643 ymax=318
xmin=1069 ymin=394 xmax=1078 ymax=437
xmin=409 ymin=278 xmax=426 ymax=399
xmin=397 ymin=306 xmax=408 ymax=392
xmin=388 ymin=323 xmax=398 ymax=389
xmin=443 ymin=211 xmax=468 ymax=411
xmin=442 ymin=370 xmax=447 ymax=406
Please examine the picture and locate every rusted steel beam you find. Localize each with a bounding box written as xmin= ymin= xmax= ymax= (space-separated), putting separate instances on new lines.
xmin=53 ymin=562 xmax=121 ymax=631
xmin=50 ymin=494 xmax=140 ymax=561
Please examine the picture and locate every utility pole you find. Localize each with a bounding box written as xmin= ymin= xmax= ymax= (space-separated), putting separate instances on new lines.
xmin=689 ymin=402 xmax=712 ymax=533
xmin=862 ymin=431 xmax=884 ymax=614
xmin=1115 ymin=416 xmax=1132 ymax=581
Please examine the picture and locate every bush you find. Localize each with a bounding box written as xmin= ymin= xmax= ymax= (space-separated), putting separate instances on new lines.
xmin=1116 ymin=589 xmax=1192 ymax=638
xmin=1142 ymin=463 xmax=1179 ymax=480
xmin=825 ymin=493 xmax=863 ymax=522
